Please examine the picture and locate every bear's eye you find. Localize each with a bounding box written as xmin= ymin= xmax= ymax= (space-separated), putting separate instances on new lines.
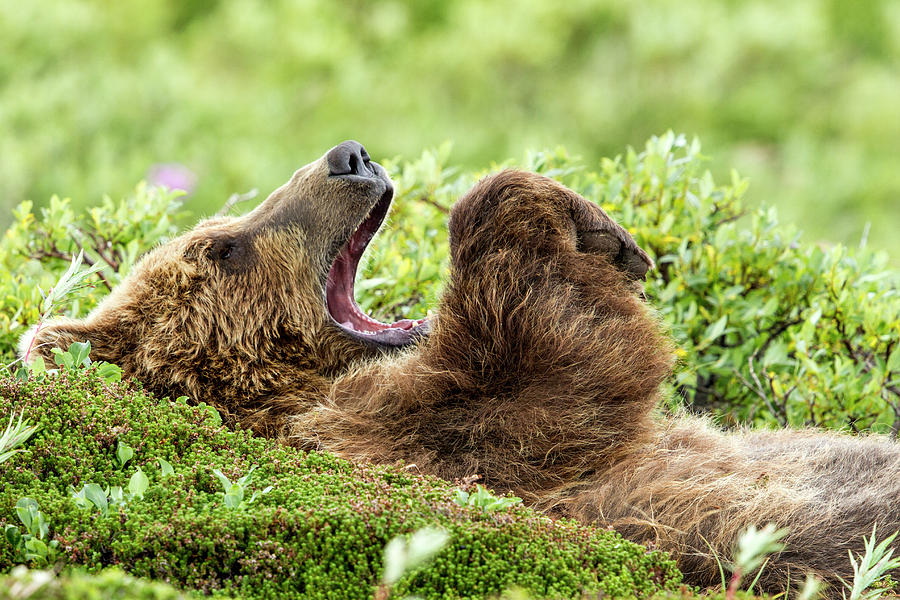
xmin=208 ymin=239 xmax=236 ymax=262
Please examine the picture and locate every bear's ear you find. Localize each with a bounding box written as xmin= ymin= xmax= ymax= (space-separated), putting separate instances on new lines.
xmin=18 ymin=316 xmax=122 ymax=366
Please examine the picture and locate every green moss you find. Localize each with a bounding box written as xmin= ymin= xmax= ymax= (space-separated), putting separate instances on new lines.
xmin=0 ymin=369 xmax=680 ymax=599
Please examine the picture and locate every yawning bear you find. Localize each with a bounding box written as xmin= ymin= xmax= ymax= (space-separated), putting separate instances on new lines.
xmin=23 ymin=141 xmax=900 ymax=594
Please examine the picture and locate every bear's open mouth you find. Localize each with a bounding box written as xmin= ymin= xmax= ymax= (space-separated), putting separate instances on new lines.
xmin=325 ymin=189 xmax=430 ymax=347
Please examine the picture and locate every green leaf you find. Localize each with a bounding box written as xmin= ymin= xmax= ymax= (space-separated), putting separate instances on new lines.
xmin=69 ymin=485 xmax=90 ymax=509
xmin=67 ymin=341 xmax=92 ymax=367
xmin=50 ymin=348 xmax=74 ymax=370
xmin=24 ymin=537 xmax=48 ymax=558
xmin=29 ymin=356 xmax=47 ymax=377
xmin=382 ymin=535 xmax=407 ymax=585
xmin=382 ymin=527 xmax=450 ymax=586
xmin=5 ymin=524 xmax=22 ymax=549
xmin=15 ymin=498 xmax=39 ymax=532
xmin=406 ymin=528 xmax=450 ymax=568
xmin=247 ymin=486 xmax=274 ymax=506
xmin=705 ymin=315 xmax=728 ymax=343
xmin=95 ymin=362 xmax=122 ymax=382
xmin=14 ymin=365 xmax=29 ymax=381
xmin=32 ymin=512 xmax=49 ymax=540
xmin=84 ymin=483 xmax=109 ymax=516
xmin=157 ymin=458 xmax=174 ymax=477
xmin=887 ymin=347 xmax=900 ymax=374
xmin=212 ymin=469 xmax=232 ymax=492
xmin=227 ymin=484 xmax=244 ymax=504
xmin=116 ymin=440 xmax=134 ymax=468
xmin=200 ymin=403 xmax=222 ymax=427
xmin=129 ymin=468 xmax=149 ymax=499
xmin=109 ymin=486 xmax=125 ymax=505
xmin=236 ymin=465 xmax=257 ymax=488
xmin=224 ymin=488 xmax=243 ymax=510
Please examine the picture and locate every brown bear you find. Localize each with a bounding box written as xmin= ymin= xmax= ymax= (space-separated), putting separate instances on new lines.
xmin=22 ymin=141 xmax=900 ymax=595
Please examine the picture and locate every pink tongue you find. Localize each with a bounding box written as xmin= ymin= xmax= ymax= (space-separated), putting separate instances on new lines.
xmin=389 ymin=319 xmax=417 ymax=330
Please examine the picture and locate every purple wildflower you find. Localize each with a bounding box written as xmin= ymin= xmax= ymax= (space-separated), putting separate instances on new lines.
xmin=148 ymin=163 xmax=197 ymax=195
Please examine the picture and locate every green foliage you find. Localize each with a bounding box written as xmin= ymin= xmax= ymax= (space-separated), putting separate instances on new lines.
xmin=453 ymin=485 xmax=522 ymax=513
xmin=0 ymin=184 xmax=184 ymax=366
xmin=68 ymin=465 xmax=149 ymax=517
xmin=48 ymin=341 xmax=89 ymax=374
xmin=13 ymin=251 xmax=103 ymax=379
xmin=0 ymin=412 xmax=40 ymax=466
xmin=116 ymin=440 xmax=134 ymax=469
xmin=0 ymin=368 xmax=681 ymax=599
xmin=724 ymin=524 xmax=790 ymax=598
xmin=211 ymin=465 xmax=273 ymax=510
xmin=2 ymin=2 xmax=899 ymax=259
xmin=839 ymin=525 xmax=900 ymax=600
xmin=796 ymin=575 xmax=826 ymax=600
xmin=596 ymin=133 xmax=900 ymax=432
xmin=0 ymin=566 xmax=209 ymax=600
xmin=4 ymin=499 xmax=59 ymax=567
xmin=27 ymin=341 xmax=122 ymax=384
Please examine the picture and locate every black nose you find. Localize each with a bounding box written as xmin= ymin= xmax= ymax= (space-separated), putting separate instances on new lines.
xmin=326 ymin=141 xmax=373 ymax=177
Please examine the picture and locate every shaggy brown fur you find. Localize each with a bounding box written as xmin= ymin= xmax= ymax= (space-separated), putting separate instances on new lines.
xmin=23 ymin=142 xmax=900 ymax=596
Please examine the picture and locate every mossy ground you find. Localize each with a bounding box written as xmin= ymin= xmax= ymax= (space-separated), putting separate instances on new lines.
xmin=0 ymin=367 xmax=681 ymax=599
xmin=0 ymin=568 xmax=784 ymax=600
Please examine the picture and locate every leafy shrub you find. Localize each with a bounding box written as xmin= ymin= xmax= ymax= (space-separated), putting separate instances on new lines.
xmin=0 ymin=367 xmax=680 ymax=599
xmin=0 ymin=184 xmax=185 ymax=366
xmin=596 ymin=133 xmax=900 ymax=432
xmin=372 ymin=135 xmax=900 ymax=432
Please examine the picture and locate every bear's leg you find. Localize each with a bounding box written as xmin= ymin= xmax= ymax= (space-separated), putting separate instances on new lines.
xmin=299 ymin=171 xmax=673 ymax=498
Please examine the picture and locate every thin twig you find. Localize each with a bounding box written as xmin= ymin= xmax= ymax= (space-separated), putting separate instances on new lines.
xmin=85 ymin=232 xmax=120 ymax=272
xmin=732 ymin=354 xmax=787 ymax=426
xmin=216 ymin=189 xmax=258 ymax=217
xmin=417 ymin=194 xmax=449 ymax=214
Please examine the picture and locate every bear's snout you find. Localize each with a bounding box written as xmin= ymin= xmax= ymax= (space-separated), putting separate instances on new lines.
xmin=326 ymin=140 xmax=377 ymax=179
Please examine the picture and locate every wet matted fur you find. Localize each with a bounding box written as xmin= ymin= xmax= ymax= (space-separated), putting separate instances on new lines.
xmin=23 ymin=142 xmax=900 ymax=595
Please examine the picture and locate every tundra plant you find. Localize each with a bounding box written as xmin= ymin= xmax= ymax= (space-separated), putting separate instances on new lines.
xmin=14 ymin=251 xmax=103 ymax=378
xmin=839 ymin=525 xmax=900 ymax=600
xmin=727 ymin=523 xmax=789 ymax=599
xmin=0 ymin=412 xmax=39 ymax=465
xmin=211 ymin=465 xmax=273 ymax=510
xmin=3 ymin=498 xmax=58 ymax=567
xmin=453 ymin=484 xmax=522 ymax=513
xmin=0 ymin=367 xmax=681 ymax=599
xmin=0 ymin=184 xmax=185 ymax=365
xmin=69 ymin=469 xmax=149 ymax=517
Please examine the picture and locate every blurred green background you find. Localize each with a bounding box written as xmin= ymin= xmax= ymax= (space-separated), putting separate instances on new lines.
xmin=2 ymin=0 xmax=898 ymax=258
